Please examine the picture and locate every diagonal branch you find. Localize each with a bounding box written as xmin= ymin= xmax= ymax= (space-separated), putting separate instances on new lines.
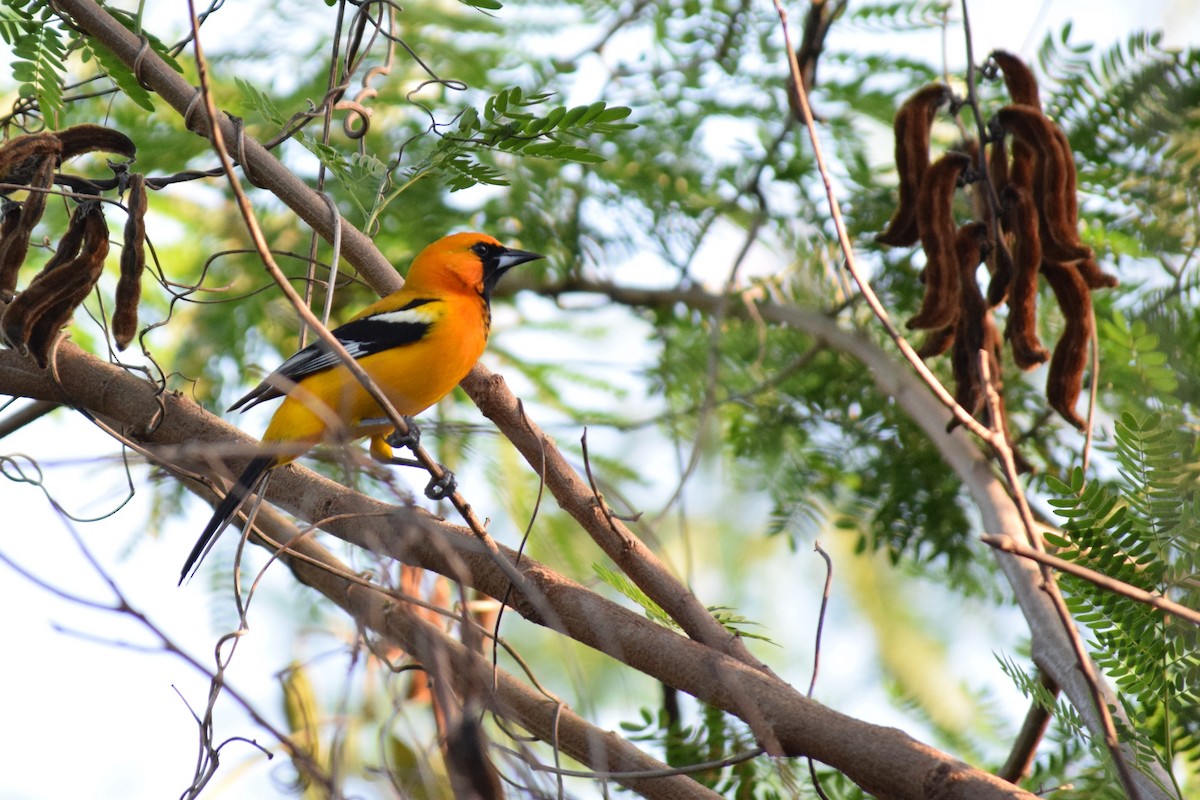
xmin=529 ymin=275 xmax=1176 ymax=800
xmin=246 ymin=504 xmax=727 ymax=800
xmin=1 ymin=340 xmax=1040 ymax=800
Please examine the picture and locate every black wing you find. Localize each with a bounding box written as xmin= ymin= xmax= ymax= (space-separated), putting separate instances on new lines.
xmin=228 ymin=300 xmax=435 ymax=413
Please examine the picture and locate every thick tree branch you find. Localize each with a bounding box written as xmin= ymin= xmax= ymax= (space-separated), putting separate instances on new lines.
xmin=0 ymin=341 xmax=1037 ymax=800
xmin=247 ymin=505 xmax=726 ymax=800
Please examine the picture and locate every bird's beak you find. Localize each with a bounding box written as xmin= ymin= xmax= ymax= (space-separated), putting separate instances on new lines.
xmin=496 ymin=247 xmax=544 ymax=271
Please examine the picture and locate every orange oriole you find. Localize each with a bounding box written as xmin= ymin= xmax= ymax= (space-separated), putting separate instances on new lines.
xmin=180 ymin=232 xmax=542 ymax=583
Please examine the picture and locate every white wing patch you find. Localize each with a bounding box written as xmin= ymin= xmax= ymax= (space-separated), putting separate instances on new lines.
xmin=366 ymin=305 xmax=440 ymax=326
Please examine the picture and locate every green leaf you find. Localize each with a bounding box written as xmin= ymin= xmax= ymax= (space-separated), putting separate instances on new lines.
xmin=7 ymin=9 xmax=65 ymax=119
xmin=593 ymin=563 xmax=675 ymax=628
xmin=81 ymin=40 xmax=155 ymax=112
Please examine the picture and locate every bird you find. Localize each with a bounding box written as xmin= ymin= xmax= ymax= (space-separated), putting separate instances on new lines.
xmin=180 ymin=231 xmax=543 ymax=584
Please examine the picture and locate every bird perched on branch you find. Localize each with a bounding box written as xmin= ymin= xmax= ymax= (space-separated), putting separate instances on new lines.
xmin=181 ymin=231 xmax=543 ymax=583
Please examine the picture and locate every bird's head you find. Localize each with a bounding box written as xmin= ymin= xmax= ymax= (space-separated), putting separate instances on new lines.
xmin=407 ymin=232 xmax=543 ymax=301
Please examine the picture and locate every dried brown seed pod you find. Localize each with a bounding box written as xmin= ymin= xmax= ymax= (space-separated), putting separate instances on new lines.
xmin=1046 ymin=122 xmax=1098 ymax=264
xmin=114 ymin=173 xmax=147 ymax=350
xmin=918 ymin=323 xmax=956 ymax=359
xmin=987 ymin=132 xmax=1010 ymax=196
xmin=2 ymin=203 xmax=108 ymax=360
xmin=1074 ymin=255 xmax=1119 ymax=290
xmin=987 ymin=235 xmax=1014 ymax=307
xmin=37 ymin=200 xmax=93 ymax=275
xmin=946 ymin=221 xmax=992 ymax=427
xmin=877 ymin=84 xmax=952 ymax=247
xmin=907 ymin=150 xmax=970 ymax=330
xmin=25 ymin=207 xmax=110 ymax=367
xmin=1041 ymin=260 xmax=1092 ymax=430
xmin=0 ymin=157 xmax=57 ymax=299
xmin=986 ymin=133 xmax=1015 ymax=233
xmin=0 ymin=201 xmax=23 ymax=300
xmin=55 ymin=124 xmax=137 ymax=162
xmin=994 ymin=105 xmax=1093 ymax=263
xmin=990 ymin=50 xmax=1041 ymax=108
xmin=0 ymin=133 xmax=62 ymax=188
xmin=943 ymin=219 xmax=1032 ymax=469
xmin=1003 ymin=185 xmax=1050 ymax=369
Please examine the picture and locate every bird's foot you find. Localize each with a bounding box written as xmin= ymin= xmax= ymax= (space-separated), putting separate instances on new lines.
xmin=423 ymin=468 xmax=457 ymax=501
xmin=385 ymin=417 xmax=422 ymax=452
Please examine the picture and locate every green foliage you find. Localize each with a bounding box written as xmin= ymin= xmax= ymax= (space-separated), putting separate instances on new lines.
xmin=593 ymin=562 xmax=675 ymax=628
xmin=1043 ymin=27 xmax=1200 ymax=260
xmin=843 ymin=1 xmax=953 ymax=33
xmin=2 ymin=0 xmax=66 ymax=120
xmin=620 ymin=700 xmax=793 ymax=797
xmin=408 ymin=88 xmax=635 ymax=192
xmin=996 ymin=653 xmax=1128 ymax=798
xmin=1043 ymin=412 xmax=1199 ymax=790
xmin=79 ymin=39 xmax=155 ymax=112
xmin=78 ymin=7 xmax=184 ymax=114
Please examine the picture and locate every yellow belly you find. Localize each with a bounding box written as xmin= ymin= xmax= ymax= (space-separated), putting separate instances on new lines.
xmin=260 ymin=327 xmax=486 ymax=460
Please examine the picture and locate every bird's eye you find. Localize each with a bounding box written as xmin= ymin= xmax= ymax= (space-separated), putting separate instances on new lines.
xmin=471 ymin=242 xmax=491 ymax=257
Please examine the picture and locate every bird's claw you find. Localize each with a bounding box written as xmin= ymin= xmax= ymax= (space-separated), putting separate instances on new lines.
xmin=424 ymin=469 xmax=457 ymax=501
xmin=385 ymin=417 xmax=421 ymax=451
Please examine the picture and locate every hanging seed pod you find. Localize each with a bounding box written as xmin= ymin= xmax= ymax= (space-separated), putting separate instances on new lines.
xmin=1042 ymin=260 xmax=1093 ymax=431
xmin=907 ymin=151 xmax=970 ymax=330
xmin=1003 ymin=185 xmax=1050 ymax=369
xmin=987 ymin=133 xmax=1014 ymax=233
xmin=55 ymin=124 xmax=137 ymax=162
xmin=917 ymin=323 xmax=956 ymax=359
xmin=114 ymin=173 xmax=147 ymax=350
xmin=2 ymin=203 xmax=108 ymax=363
xmin=35 ymin=201 xmax=92 ymax=276
xmin=0 ymin=133 xmax=62 ymax=188
xmin=877 ymin=84 xmax=952 ymax=247
xmin=0 ymin=156 xmax=57 ymax=299
xmin=990 ymin=50 xmax=1042 ymax=108
xmin=994 ymin=105 xmax=1093 ymax=263
xmin=946 ymin=222 xmax=992 ymax=427
xmin=0 ymin=201 xmax=23 ymax=300
xmin=987 ymin=236 xmax=1014 ymax=307
xmin=1073 ymin=255 xmax=1119 ymax=290
xmin=25 ymin=206 xmax=110 ymax=367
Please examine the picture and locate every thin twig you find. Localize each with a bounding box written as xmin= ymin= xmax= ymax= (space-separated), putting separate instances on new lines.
xmin=0 ymin=399 xmax=58 ymax=439
xmin=998 ymin=669 xmax=1059 ymax=783
xmin=981 ymin=534 xmax=1200 ymax=626
xmin=807 ymin=542 xmax=834 ymax=800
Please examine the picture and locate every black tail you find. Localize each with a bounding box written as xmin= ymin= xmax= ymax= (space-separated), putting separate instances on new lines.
xmin=180 ymin=455 xmax=276 ymax=585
